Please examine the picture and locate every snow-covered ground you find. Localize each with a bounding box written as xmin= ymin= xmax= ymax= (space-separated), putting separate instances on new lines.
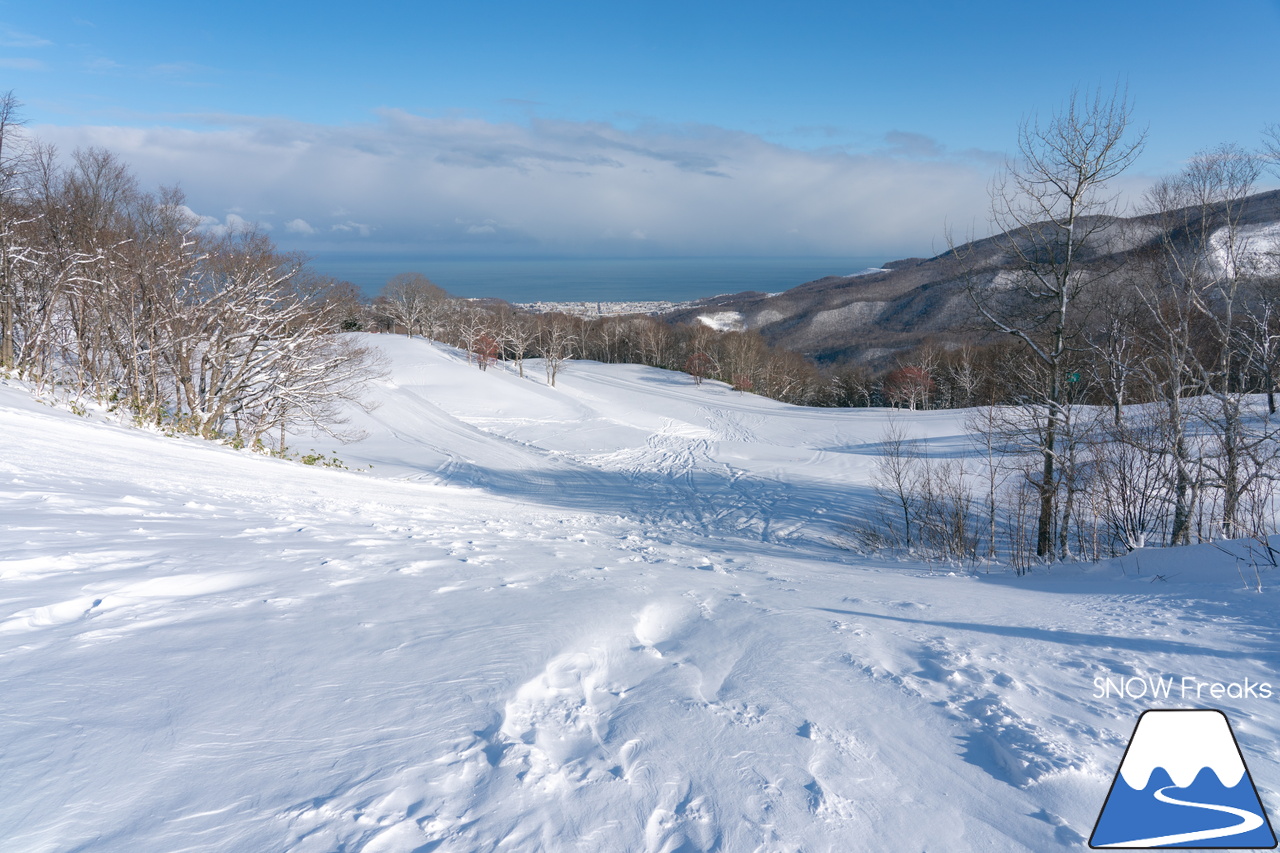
xmin=695 ymin=311 xmax=745 ymax=332
xmin=3 ymin=334 xmax=1279 ymax=852
xmin=1211 ymin=221 xmax=1280 ymax=277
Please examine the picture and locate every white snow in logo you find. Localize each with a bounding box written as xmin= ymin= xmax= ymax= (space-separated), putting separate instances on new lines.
xmin=1118 ymin=710 xmax=1245 ymax=790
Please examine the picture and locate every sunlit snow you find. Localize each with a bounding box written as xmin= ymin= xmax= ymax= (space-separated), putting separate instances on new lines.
xmin=2 ymin=334 xmax=1278 ymax=851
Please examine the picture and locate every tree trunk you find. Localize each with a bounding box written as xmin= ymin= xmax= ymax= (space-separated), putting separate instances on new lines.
xmin=1037 ymin=409 xmax=1057 ymax=558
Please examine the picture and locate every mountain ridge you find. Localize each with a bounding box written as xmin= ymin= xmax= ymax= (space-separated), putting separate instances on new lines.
xmin=664 ymin=188 xmax=1280 ymax=368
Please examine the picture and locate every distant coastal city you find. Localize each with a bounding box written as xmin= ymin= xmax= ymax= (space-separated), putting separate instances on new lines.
xmin=511 ymin=299 xmax=685 ymax=317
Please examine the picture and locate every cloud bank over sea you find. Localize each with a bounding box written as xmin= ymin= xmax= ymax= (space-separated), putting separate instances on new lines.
xmin=35 ymin=111 xmax=1004 ymax=259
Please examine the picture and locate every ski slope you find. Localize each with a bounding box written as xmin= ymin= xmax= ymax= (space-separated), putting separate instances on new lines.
xmin=2 ymin=334 xmax=1278 ymax=852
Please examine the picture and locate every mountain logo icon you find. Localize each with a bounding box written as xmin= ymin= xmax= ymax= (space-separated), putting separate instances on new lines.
xmin=1090 ymin=709 xmax=1276 ymax=849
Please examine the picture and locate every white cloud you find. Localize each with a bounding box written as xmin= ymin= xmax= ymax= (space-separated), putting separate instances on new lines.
xmin=0 ymin=58 xmax=44 ymax=71
xmin=177 ymin=206 xmax=270 ymax=238
xmin=0 ymin=25 xmax=52 ymax=48
xmin=331 ymin=221 xmax=375 ymax=238
xmin=464 ymin=219 xmax=498 ymax=235
xmin=33 ymin=111 xmax=1004 ymax=258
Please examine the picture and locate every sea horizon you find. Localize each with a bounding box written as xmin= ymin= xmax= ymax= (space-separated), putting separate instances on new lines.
xmin=305 ymin=254 xmax=903 ymax=303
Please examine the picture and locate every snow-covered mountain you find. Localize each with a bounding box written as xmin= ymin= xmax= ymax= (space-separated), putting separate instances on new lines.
xmin=665 ymin=189 xmax=1280 ymax=368
xmin=3 ymin=335 xmax=1278 ymax=851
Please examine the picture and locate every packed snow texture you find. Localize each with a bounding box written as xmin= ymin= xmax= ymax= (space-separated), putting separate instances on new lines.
xmin=3 ymin=334 xmax=1279 ymax=852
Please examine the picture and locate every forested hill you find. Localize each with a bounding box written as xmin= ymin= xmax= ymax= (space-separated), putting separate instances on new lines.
xmin=664 ymin=188 xmax=1280 ymax=368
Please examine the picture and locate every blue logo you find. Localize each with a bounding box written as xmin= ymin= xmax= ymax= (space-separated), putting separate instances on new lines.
xmin=1091 ymin=709 xmax=1276 ymax=849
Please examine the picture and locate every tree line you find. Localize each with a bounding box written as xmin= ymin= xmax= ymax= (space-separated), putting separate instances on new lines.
xmin=359 ymin=88 xmax=1280 ymax=570
xmin=865 ymin=88 xmax=1280 ymax=569
xmin=0 ymin=93 xmax=380 ymax=452
xmin=366 ymin=270 xmax=850 ymax=404
xmin=9 ymin=82 xmax=1280 ymax=570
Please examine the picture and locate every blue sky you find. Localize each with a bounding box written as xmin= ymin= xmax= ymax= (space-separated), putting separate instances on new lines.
xmin=3 ymin=0 xmax=1279 ymax=260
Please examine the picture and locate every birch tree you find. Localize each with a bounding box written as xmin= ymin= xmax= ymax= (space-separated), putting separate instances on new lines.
xmin=967 ymin=87 xmax=1145 ymax=558
xmin=0 ymin=90 xmax=33 ymax=369
xmin=1146 ymin=145 xmax=1273 ymax=538
xmin=381 ymin=272 xmax=445 ymax=338
xmin=538 ymin=313 xmax=577 ymax=387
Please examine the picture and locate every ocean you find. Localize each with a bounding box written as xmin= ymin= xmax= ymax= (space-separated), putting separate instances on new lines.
xmin=305 ymin=254 xmax=896 ymax=303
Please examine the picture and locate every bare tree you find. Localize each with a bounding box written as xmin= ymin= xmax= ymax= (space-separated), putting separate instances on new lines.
xmin=872 ymin=418 xmax=924 ymax=547
xmin=449 ymin=302 xmax=499 ymax=366
xmin=500 ymin=310 xmax=539 ymax=378
xmin=0 ymin=90 xmax=33 ymax=369
xmin=939 ymin=345 xmax=981 ymax=409
xmin=380 ymin=272 xmax=445 ymax=338
xmin=829 ymin=363 xmax=875 ymax=407
xmin=538 ymin=313 xmax=577 ymax=387
xmin=1264 ymin=123 xmax=1280 ymax=176
xmin=1086 ymin=299 xmax=1148 ymax=427
xmin=0 ymin=102 xmax=382 ymax=453
xmin=965 ymin=86 xmax=1145 ymax=558
xmin=720 ymin=330 xmax=766 ymax=394
xmin=684 ymin=350 xmax=716 ymax=386
xmin=883 ymin=365 xmax=934 ymax=410
xmin=1093 ymin=415 xmax=1176 ymax=551
xmin=1242 ymin=301 xmax=1280 ymax=415
xmin=1140 ymin=144 xmax=1276 ymax=540
xmin=915 ymin=458 xmax=977 ymax=561
xmin=636 ymin=316 xmax=674 ymax=368
xmin=965 ymin=404 xmax=1013 ymax=561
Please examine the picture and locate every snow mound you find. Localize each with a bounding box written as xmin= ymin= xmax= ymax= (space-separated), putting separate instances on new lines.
xmin=634 ymin=599 xmax=701 ymax=650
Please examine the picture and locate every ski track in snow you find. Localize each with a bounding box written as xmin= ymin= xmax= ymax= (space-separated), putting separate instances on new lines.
xmin=2 ymin=336 xmax=1280 ymax=851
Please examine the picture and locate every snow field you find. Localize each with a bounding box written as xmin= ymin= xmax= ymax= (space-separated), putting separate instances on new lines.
xmin=2 ymin=336 xmax=1279 ymax=851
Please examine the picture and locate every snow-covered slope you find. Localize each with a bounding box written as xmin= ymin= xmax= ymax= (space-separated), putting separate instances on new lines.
xmin=3 ymin=335 xmax=1278 ymax=852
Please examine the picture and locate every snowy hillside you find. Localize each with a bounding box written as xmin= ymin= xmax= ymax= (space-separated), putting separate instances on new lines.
xmin=3 ymin=334 xmax=1279 ymax=852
